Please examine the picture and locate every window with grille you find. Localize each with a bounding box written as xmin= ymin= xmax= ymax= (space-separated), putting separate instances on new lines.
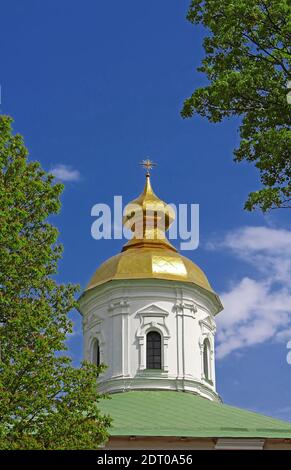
xmin=146 ymin=331 xmax=162 ymax=369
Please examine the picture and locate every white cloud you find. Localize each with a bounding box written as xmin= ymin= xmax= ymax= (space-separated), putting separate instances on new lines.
xmin=220 ymin=226 xmax=291 ymax=255
xmin=210 ymin=226 xmax=291 ymax=359
xmin=50 ymin=164 xmax=81 ymax=182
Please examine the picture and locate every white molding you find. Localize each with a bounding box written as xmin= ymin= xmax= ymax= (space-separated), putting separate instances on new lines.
xmin=136 ymin=304 xmax=170 ymax=372
xmin=97 ymin=376 xmax=220 ymax=401
xmin=174 ymin=301 xmax=197 ymax=318
xmin=108 ymin=299 xmax=130 ymax=315
xmin=199 ymin=332 xmax=214 ymax=385
xmin=88 ymin=328 xmax=105 ymax=364
xmin=137 ymin=304 xmax=170 ymax=316
xmin=200 ymin=315 xmax=216 ymax=333
xmin=79 ymin=278 xmax=222 ymax=317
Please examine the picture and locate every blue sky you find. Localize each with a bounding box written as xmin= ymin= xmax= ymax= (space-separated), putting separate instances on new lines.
xmin=1 ymin=0 xmax=291 ymax=421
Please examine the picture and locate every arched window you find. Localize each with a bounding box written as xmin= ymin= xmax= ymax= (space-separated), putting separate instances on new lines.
xmin=146 ymin=331 xmax=161 ymax=369
xmin=92 ymin=338 xmax=100 ymax=367
xmin=203 ymin=338 xmax=210 ymax=381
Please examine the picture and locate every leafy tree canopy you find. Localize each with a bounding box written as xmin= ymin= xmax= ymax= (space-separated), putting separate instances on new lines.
xmin=182 ymin=0 xmax=291 ymax=211
xmin=0 ymin=116 xmax=111 ymax=449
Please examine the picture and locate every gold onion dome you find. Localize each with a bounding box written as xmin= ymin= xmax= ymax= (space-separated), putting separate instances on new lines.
xmin=86 ymin=165 xmax=220 ymax=308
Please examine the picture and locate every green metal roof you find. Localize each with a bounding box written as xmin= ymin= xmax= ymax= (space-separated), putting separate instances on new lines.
xmin=99 ymin=390 xmax=291 ymax=439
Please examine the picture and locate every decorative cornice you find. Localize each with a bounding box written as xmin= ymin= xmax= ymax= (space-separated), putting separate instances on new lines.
xmin=97 ymin=376 xmax=220 ymax=402
xmin=174 ymin=301 xmax=197 ymax=317
xmin=108 ymin=299 xmax=130 ymax=315
xmin=136 ymin=304 xmax=171 ymax=339
xmin=137 ymin=304 xmax=169 ymax=317
xmin=199 ymin=315 xmax=216 ymax=333
xmin=79 ymin=278 xmax=222 ymax=317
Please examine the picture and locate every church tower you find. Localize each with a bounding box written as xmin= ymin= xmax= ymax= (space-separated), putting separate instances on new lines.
xmin=78 ymin=163 xmax=223 ymax=402
xmin=78 ymin=164 xmax=291 ymax=450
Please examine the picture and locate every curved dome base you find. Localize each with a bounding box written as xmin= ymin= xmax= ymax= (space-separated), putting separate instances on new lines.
xmin=97 ymin=374 xmax=220 ymax=403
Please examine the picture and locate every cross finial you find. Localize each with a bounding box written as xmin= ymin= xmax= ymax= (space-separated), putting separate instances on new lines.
xmin=139 ymin=158 xmax=157 ymax=176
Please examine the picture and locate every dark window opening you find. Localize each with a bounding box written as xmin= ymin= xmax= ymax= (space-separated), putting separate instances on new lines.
xmin=203 ymin=339 xmax=210 ymax=380
xmin=146 ymin=331 xmax=161 ymax=369
xmin=92 ymin=339 xmax=100 ymax=367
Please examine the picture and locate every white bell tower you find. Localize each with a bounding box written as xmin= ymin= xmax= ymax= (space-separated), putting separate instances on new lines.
xmin=78 ymin=164 xmax=222 ymax=402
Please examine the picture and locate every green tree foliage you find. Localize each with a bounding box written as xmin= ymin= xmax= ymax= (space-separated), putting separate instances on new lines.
xmin=182 ymin=0 xmax=291 ymax=211
xmin=0 ymin=116 xmax=111 ymax=449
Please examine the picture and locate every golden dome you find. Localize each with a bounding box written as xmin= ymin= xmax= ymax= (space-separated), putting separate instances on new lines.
xmin=85 ymin=171 xmax=221 ymax=309
xmin=86 ymin=246 xmax=214 ymax=294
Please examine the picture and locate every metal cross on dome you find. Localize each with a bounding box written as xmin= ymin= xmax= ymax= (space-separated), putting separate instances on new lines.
xmin=140 ymin=158 xmax=157 ymax=176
